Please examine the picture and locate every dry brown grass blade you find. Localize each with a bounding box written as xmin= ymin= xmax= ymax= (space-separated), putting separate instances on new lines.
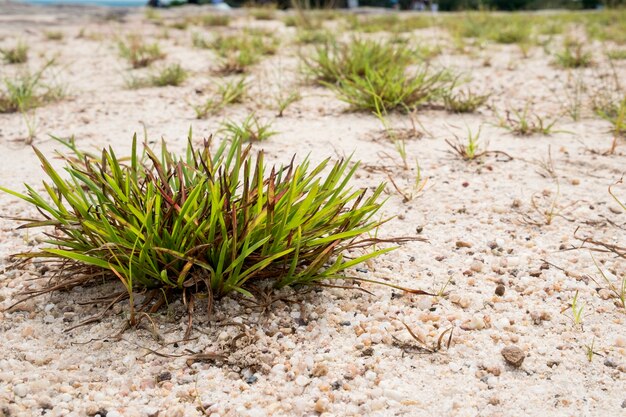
xmin=436 ymin=327 xmax=454 ymax=351
xmin=185 ymin=352 xmax=226 ymax=367
xmin=312 ymin=282 xmax=375 ymax=296
xmin=63 ymin=291 xmax=129 ymax=332
xmin=574 ymin=226 xmax=626 ymax=258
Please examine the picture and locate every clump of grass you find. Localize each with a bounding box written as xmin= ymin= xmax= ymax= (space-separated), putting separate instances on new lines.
xmin=44 ymin=31 xmax=64 ymax=41
xmin=283 ymin=13 xmax=323 ymax=30
xmin=607 ymin=49 xmax=626 ymax=60
xmin=330 ymin=63 xmax=453 ymax=113
xmin=212 ymin=32 xmax=279 ymax=74
xmin=144 ymin=8 xmax=163 ymax=24
xmin=348 ymin=14 xmax=401 ymax=33
xmin=125 ymin=63 xmax=188 ymax=89
xmin=0 ymin=61 xmax=64 ymax=113
xmin=295 ymin=30 xmax=334 ymax=45
xmin=489 ymin=22 xmax=530 ymax=45
xmin=118 ymin=36 xmax=165 ymax=69
xmin=559 ymin=73 xmax=586 ymax=122
xmin=445 ymin=126 xmax=482 ymax=161
xmin=597 ymin=96 xmax=626 ymax=135
xmin=201 ymin=14 xmax=231 ymax=27
xmin=1 ymin=41 xmax=29 ymax=64
xmin=274 ymin=90 xmax=301 ymax=117
xmin=220 ymin=113 xmax=276 ymax=142
xmin=304 ymin=38 xmax=452 ymax=113
xmin=217 ymin=51 xmax=258 ymax=75
xmin=302 ymin=38 xmax=413 ymax=84
xmin=499 ymin=105 xmax=560 ymax=136
xmin=249 ymin=6 xmax=276 ymax=21
xmin=555 ymin=40 xmax=593 ymax=69
xmin=170 ymin=20 xmax=189 ymax=31
xmin=1 ymin=134 xmax=411 ymax=328
xmin=348 ymin=14 xmax=432 ymax=34
xmin=443 ymin=88 xmax=490 ymax=113
xmin=150 ymin=63 xmax=188 ymax=87
xmin=193 ymin=77 xmax=247 ymax=119
xmin=192 ymin=32 xmax=211 ymax=49
xmin=597 ymin=96 xmax=626 ymax=154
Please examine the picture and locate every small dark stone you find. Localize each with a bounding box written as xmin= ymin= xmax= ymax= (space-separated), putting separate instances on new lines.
xmin=604 ymin=358 xmax=618 ymax=368
xmin=356 ymin=268 xmax=368 ymax=273
xmin=361 ymin=347 xmax=374 ymax=357
xmin=495 ymin=285 xmax=506 ymax=296
xmin=409 ymin=256 xmax=416 ymax=262
xmin=156 ymin=372 xmax=172 ymax=383
xmin=295 ymin=318 xmax=307 ymax=326
xmin=89 ymin=410 xmax=108 ymax=417
xmin=339 ymin=321 xmax=351 ymax=326
xmin=621 ymin=399 xmax=626 ymax=408
xmin=415 ymin=226 xmax=423 ymax=234
xmin=331 ymin=381 xmax=342 ymax=390
xmin=546 ymin=360 xmax=560 ymax=368
xmin=245 ymin=375 xmax=258 ymax=385
xmin=391 ymin=292 xmax=402 ymax=300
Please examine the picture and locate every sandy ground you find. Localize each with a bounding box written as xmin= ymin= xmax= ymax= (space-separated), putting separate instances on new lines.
xmin=0 ymin=3 xmax=625 ymax=417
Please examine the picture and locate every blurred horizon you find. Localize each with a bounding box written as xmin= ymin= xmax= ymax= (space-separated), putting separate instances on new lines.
xmin=12 ymin=0 xmax=623 ymax=9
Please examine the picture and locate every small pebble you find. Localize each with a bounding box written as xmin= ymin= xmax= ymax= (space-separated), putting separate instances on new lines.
xmin=495 ymin=285 xmax=506 ymax=296
xmin=295 ymin=375 xmax=309 ymax=386
xmin=13 ymin=383 xmax=28 ymax=398
xmin=501 ymin=346 xmax=525 ymax=368
xmin=470 ymin=260 xmax=483 ymax=273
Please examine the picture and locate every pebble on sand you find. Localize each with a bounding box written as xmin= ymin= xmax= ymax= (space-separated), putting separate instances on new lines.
xmin=501 ymin=346 xmax=525 ymax=368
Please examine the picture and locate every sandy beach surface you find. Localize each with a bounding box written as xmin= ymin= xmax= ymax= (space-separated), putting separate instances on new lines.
xmin=0 ymin=3 xmax=625 ymax=416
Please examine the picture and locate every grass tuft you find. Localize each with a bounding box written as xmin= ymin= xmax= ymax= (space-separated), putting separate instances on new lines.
xmin=201 ymin=13 xmax=231 ymax=27
xmin=329 ymin=64 xmax=452 ymax=113
xmin=302 ymin=38 xmax=413 ymax=84
xmin=44 ymin=31 xmax=64 ymax=41
xmin=118 ymin=36 xmax=165 ymax=69
xmin=220 ymin=113 xmax=276 ymax=142
xmin=150 ymin=63 xmax=188 ymax=87
xmin=1 ymin=41 xmax=29 ymax=64
xmin=499 ymin=104 xmax=560 ymax=136
xmin=443 ymin=88 xmax=490 ymax=113
xmin=303 ymin=38 xmax=452 ymax=113
xmin=0 ymin=61 xmax=64 ymax=113
xmin=555 ymin=40 xmax=593 ymax=69
xmin=212 ymin=32 xmax=279 ymax=74
xmin=193 ymin=77 xmax=248 ymax=119
xmin=0 ymin=134 xmax=403 ymax=324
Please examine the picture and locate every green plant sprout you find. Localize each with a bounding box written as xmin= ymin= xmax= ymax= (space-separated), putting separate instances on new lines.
xmin=220 ymin=113 xmax=276 ymax=142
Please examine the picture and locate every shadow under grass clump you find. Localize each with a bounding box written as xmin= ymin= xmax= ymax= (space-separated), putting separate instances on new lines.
xmin=2 ymin=134 xmax=424 ymax=332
